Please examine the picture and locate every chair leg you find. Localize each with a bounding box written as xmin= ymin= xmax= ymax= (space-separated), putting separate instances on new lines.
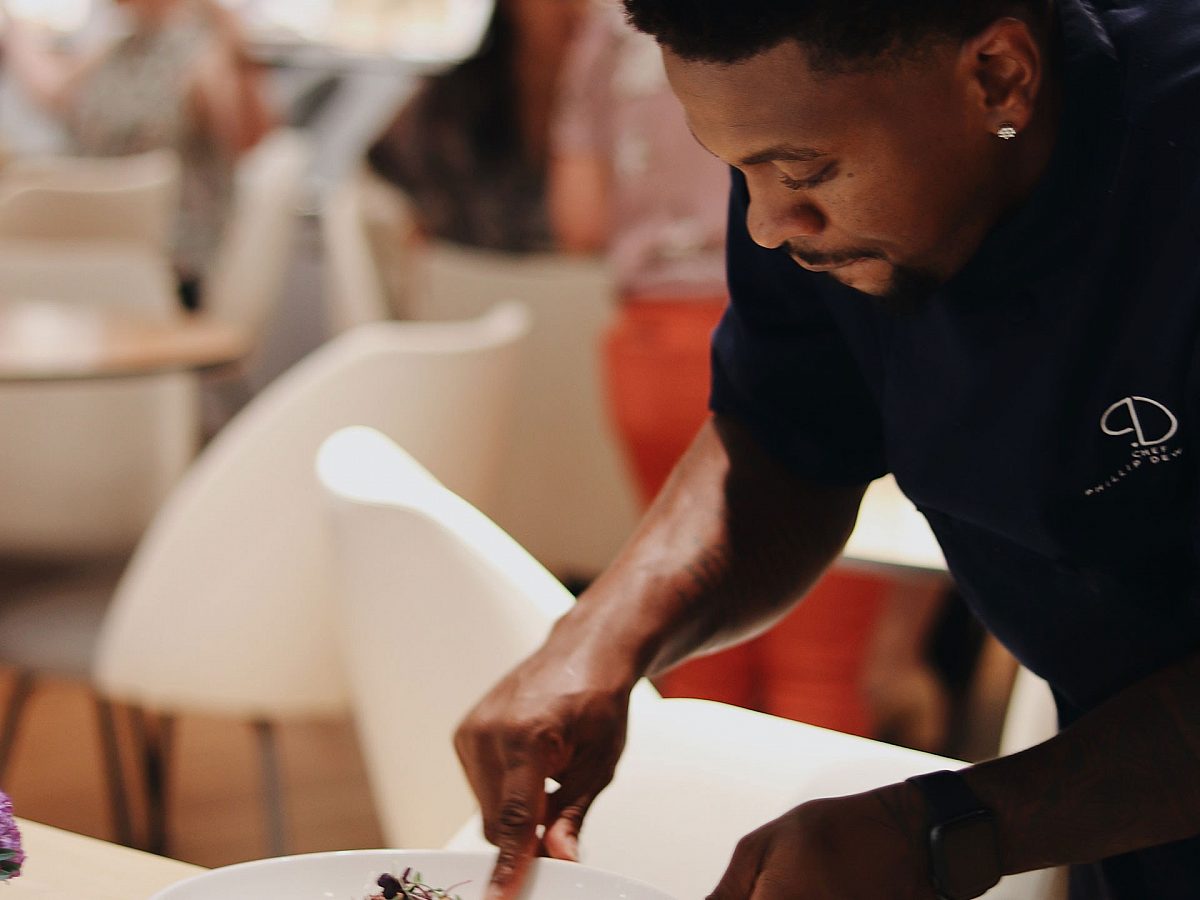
xmin=0 ymin=668 xmax=35 ymax=782
xmin=252 ymin=719 xmax=288 ymax=857
xmin=93 ymin=697 xmax=136 ymax=847
xmin=133 ymin=708 xmax=175 ymax=857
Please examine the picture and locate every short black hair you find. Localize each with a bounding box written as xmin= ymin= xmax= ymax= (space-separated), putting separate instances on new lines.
xmin=621 ymin=1 xmax=1052 ymax=70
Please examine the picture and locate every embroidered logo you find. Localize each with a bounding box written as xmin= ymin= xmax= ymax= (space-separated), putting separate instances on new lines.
xmin=1084 ymin=396 xmax=1183 ymax=496
xmin=1100 ymin=396 xmax=1178 ymax=446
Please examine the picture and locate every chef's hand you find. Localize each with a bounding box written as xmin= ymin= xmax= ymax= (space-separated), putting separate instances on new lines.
xmin=707 ymin=783 xmax=937 ymax=900
xmin=454 ymin=643 xmax=634 ymax=900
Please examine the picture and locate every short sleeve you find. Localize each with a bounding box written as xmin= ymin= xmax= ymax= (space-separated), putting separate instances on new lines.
xmin=709 ymin=171 xmax=888 ymax=485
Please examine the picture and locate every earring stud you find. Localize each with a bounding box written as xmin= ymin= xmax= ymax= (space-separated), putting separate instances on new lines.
xmin=996 ymin=123 xmax=1018 ymax=140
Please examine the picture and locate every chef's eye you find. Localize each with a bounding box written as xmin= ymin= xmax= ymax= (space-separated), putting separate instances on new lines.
xmin=778 ymin=165 xmax=834 ymax=191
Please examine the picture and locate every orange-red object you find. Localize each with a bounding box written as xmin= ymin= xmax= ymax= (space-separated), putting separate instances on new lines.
xmin=602 ymin=297 xmax=726 ymax=505
xmin=602 ymin=296 xmax=890 ymax=736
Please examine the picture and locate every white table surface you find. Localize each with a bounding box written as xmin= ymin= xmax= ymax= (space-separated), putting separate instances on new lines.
xmin=842 ymin=475 xmax=946 ymax=571
xmin=12 ymin=819 xmax=203 ymax=899
xmin=0 ymin=301 xmax=249 ymax=382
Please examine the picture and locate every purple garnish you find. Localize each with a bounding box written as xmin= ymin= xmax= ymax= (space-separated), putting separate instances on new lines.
xmin=0 ymin=792 xmax=23 ymax=880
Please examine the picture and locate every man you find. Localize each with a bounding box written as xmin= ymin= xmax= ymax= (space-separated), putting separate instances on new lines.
xmin=454 ymin=1 xmax=1200 ymax=898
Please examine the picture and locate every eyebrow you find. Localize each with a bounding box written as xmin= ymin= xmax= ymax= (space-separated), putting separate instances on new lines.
xmin=738 ymin=144 xmax=829 ymax=166
xmin=684 ymin=127 xmax=829 ymax=168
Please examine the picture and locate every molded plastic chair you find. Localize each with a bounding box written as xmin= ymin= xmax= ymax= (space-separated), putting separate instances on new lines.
xmin=91 ymin=304 xmax=530 ymax=856
xmin=349 ymin=173 xmax=422 ymax=318
xmin=316 ymin=424 xmax=658 ymax=850
xmin=406 ymin=242 xmax=640 ymax=579
xmin=996 ymin=666 xmax=1067 ymax=899
xmin=0 ymin=239 xmax=180 ymax=318
xmin=0 ymin=149 xmax=181 ymax=252
xmin=320 ymin=169 xmax=392 ymax=334
xmin=317 ymin=427 xmax=1054 ymax=899
xmin=203 ymin=129 xmax=311 ymax=344
xmin=0 ymin=244 xmax=198 ymax=559
xmin=198 ymin=129 xmax=310 ymax=429
xmin=998 ymin=665 xmax=1059 ymax=755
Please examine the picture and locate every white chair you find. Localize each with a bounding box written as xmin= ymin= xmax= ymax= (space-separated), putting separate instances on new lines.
xmin=357 ymin=174 xmax=422 ymax=318
xmin=407 ymin=241 xmax=641 ymax=578
xmin=0 ymin=239 xmax=180 ymax=318
xmin=998 ymin=665 xmax=1059 ymax=756
xmin=0 ymin=149 xmax=181 ymax=253
xmin=316 ymin=427 xmax=1054 ymax=899
xmin=198 ymin=128 xmax=310 ymax=430
xmin=0 ymin=241 xmax=194 ymax=556
xmin=0 ymin=376 xmax=198 ymax=561
xmin=0 ymin=245 xmax=198 ymax=559
xmin=203 ymin=129 xmax=311 ymax=345
xmin=91 ymin=304 xmax=530 ymax=856
xmin=995 ymin=666 xmax=1068 ymax=899
xmin=320 ymin=169 xmax=393 ymax=335
xmin=317 ymin=425 xmax=658 ymax=850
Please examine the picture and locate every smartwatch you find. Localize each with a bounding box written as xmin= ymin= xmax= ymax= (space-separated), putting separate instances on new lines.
xmin=905 ymin=769 xmax=1002 ymax=900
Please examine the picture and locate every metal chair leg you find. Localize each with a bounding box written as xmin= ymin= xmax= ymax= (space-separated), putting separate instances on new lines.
xmin=93 ymin=696 xmax=136 ymax=847
xmin=134 ymin=709 xmax=175 ymax=857
xmin=0 ymin=668 xmax=35 ymax=782
xmin=252 ymin=719 xmax=288 ymax=857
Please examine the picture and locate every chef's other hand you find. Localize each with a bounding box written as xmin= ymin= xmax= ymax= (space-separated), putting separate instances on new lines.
xmin=707 ymin=784 xmax=935 ymax=900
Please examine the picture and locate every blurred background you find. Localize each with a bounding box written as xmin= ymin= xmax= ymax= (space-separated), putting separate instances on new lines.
xmin=0 ymin=0 xmax=492 ymax=394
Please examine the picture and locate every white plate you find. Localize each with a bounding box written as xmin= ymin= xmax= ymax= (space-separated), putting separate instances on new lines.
xmin=150 ymin=848 xmax=678 ymax=900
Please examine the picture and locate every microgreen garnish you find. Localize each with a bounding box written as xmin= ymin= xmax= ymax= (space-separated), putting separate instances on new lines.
xmin=373 ymin=867 xmax=469 ymax=900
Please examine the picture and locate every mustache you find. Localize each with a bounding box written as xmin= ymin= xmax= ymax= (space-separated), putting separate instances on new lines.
xmin=783 ymin=241 xmax=886 ymax=267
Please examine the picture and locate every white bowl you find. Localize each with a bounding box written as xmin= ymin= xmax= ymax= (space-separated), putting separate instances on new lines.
xmin=150 ymin=848 xmax=679 ymax=900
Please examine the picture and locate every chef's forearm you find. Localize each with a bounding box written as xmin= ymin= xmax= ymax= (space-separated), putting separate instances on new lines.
xmin=556 ymin=414 xmax=866 ymax=685
xmin=964 ymin=648 xmax=1200 ymax=874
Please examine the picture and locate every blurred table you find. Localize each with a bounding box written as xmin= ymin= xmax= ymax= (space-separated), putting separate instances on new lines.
xmin=842 ymin=474 xmax=946 ymax=571
xmin=0 ymin=300 xmax=249 ymax=382
xmin=14 ymin=818 xmax=203 ymax=899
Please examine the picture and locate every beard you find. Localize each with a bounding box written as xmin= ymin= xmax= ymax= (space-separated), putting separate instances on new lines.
xmin=871 ymin=264 xmax=942 ymax=315
xmin=784 ymin=240 xmax=940 ymax=316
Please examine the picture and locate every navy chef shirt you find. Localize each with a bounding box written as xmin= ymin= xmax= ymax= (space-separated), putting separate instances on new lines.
xmin=710 ymin=0 xmax=1200 ymax=896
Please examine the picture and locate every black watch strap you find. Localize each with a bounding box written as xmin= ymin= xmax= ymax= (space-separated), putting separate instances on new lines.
xmin=907 ymin=769 xmax=986 ymax=822
xmin=906 ymin=769 xmax=1001 ymax=900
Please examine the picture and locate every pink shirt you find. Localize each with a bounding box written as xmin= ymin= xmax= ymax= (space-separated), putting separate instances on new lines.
xmin=552 ymin=4 xmax=729 ymax=299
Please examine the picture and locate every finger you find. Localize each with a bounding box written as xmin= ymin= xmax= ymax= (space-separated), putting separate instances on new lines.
xmin=745 ymin=873 xmax=796 ymax=900
xmin=455 ymin=730 xmax=507 ymax=839
xmin=484 ymin=756 xmax=550 ymax=900
xmin=706 ymin=833 xmax=766 ymax=900
xmin=542 ymin=788 xmax=594 ymax=861
xmin=540 ymin=752 xmax=619 ymax=861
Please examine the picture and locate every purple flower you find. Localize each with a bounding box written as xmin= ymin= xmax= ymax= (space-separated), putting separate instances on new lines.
xmin=0 ymin=791 xmax=23 ymax=880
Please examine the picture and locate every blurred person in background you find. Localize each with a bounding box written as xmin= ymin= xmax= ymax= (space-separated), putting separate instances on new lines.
xmin=549 ymin=1 xmax=958 ymax=755
xmin=4 ymin=0 xmax=275 ymax=309
xmin=550 ymin=0 xmax=728 ymax=509
xmin=365 ymin=0 xmax=588 ymax=253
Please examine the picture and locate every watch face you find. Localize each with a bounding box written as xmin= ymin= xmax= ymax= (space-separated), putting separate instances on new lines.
xmin=930 ymin=811 xmax=1001 ymax=900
